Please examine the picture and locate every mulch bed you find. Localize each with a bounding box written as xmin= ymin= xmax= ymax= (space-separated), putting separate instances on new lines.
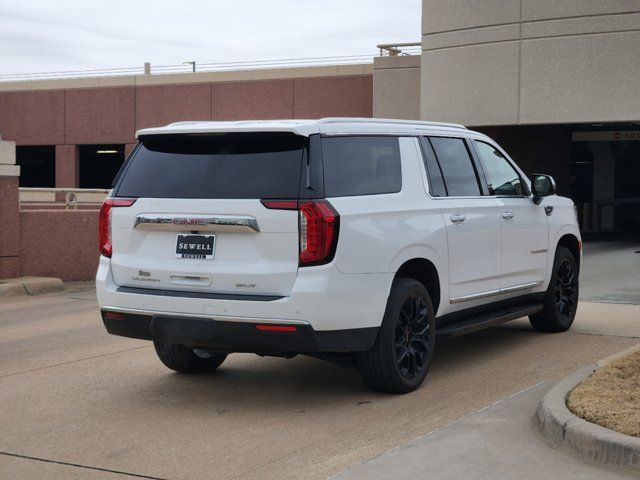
xmin=567 ymin=350 xmax=640 ymax=438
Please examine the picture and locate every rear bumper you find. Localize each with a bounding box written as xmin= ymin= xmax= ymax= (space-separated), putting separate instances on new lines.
xmin=96 ymin=256 xmax=392 ymax=351
xmin=101 ymin=310 xmax=378 ymax=353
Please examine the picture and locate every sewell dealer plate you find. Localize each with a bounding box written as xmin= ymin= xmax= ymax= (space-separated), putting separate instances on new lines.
xmin=175 ymin=234 xmax=215 ymax=259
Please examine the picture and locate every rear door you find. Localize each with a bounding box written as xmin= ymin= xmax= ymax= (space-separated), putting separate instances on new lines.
xmin=423 ymin=136 xmax=502 ymax=303
xmin=109 ymin=133 xmax=306 ymax=297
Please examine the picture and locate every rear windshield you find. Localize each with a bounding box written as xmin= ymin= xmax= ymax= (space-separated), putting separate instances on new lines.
xmin=114 ymin=133 xmax=305 ymax=199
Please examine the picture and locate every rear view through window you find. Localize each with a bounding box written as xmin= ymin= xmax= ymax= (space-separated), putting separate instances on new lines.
xmin=115 ymin=133 xmax=305 ymax=199
xmin=322 ymin=136 xmax=402 ymax=197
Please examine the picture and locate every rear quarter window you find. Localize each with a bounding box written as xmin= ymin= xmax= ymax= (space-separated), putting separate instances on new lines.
xmin=114 ymin=133 xmax=305 ymax=199
xmin=321 ymin=136 xmax=402 ymax=197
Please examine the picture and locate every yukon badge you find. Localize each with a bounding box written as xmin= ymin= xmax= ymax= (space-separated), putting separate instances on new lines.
xmin=132 ymin=270 xmax=160 ymax=283
xmin=530 ymin=249 xmax=548 ymax=255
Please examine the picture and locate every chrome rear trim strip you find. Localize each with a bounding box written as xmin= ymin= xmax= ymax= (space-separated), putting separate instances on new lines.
xmin=134 ymin=214 xmax=260 ymax=233
xmin=450 ymin=280 xmax=543 ymax=304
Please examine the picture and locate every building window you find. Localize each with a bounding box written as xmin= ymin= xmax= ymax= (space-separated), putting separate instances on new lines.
xmin=16 ymin=146 xmax=56 ymax=187
xmin=78 ymin=145 xmax=125 ymax=189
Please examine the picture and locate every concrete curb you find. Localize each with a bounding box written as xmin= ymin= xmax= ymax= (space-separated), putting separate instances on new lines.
xmin=535 ymin=365 xmax=640 ymax=471
xmin=597 ymin=343 xmax=640 ymax=367
xmin=0 ymin=282 xmax=27 ymax=297
xmin=0 ymin=276 xmax=63 ymax=298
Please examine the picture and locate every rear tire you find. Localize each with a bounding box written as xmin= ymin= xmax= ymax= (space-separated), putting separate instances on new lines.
xmin=529 ymin=246 xmax=579 ymax=333
xmin=153 ymin=341 xmax=227 ymax=373
xmin=357 ymin=278 xmax=436 ymax=394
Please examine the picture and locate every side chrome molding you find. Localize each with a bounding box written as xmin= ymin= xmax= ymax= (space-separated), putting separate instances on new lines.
xmin=450 ymin=280 xmax=544 ymax=304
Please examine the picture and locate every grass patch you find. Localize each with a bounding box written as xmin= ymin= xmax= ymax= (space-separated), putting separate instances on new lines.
xmin=567 ymin=350 xmax=640 ymax=438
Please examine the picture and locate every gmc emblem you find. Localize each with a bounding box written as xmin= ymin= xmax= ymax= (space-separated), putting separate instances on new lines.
xmin=173 ymin=218 xmax=206 ymax=226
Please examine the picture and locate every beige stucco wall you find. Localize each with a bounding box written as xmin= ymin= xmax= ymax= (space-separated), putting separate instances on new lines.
xmin=421 ymin=0 xmax=640 ymax=126
xmin=373 ymin=56 xmax=421 ymax=120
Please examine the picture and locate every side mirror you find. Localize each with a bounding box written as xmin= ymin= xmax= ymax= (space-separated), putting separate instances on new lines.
xmin=531 ymin=174 xmax=556 ymax=205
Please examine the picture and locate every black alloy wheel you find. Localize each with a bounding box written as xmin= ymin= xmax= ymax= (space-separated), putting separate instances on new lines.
xmin=395 ymin=296 xmax=431 ymax=380
xmin=554 ymin=256 xmax=578 ymax=320
xmin=357 ymin=278 xmax=436 ymax=394
xmin=529 ymin=246 xmax=579 ymax=333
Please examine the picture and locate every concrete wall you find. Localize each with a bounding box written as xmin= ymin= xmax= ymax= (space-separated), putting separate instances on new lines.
xmin=19 ymin=209 xmax=99 ymax=281
xmin=0 ymin=65 xmax=373 ymax=146
xmin=0 ymin=64 xmax=374 ymax=281
xmin=0 ymin=138 xmax=20 ymax=278
xmin=373 ymin=56 xmax=421 ymax=120
xmin=0 ymin=64 xmax=373 ymax=189
xmin=0 ymin=74 xmax=373 ymax=147
xmin=421 ymin=0 xmax=640 ymax=125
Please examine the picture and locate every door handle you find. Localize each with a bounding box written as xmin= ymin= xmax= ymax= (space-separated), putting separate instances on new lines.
xmin=450 ymin=214 xmax=466 ymax=224
xmin=501 ymin=211 xmax=515 ymax=220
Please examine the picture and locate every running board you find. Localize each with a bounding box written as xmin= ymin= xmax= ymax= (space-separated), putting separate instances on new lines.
xmin=436 ymin=303 xmax=543 ymax=338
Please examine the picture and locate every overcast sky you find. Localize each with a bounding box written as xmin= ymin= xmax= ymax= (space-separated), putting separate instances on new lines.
xmin=0 ymin=0 xmax=421 ymax=76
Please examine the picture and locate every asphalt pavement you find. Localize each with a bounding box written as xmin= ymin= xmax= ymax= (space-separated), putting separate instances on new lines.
xmin=1 ymin=282 xmax=638 ymax=480
xmin=580 ymin=236 xmax=640 ymax=305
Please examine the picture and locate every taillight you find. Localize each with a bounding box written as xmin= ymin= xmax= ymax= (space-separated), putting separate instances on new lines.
xmin=261 ymin=199 xmax=340 ymax=267
xmin=99 ymin=197 xmax=136 ymax=258
xmin=298 ymin=200 xmax=339 ymax=266
xmin=103 ymin=311 xmax=125 ymax=321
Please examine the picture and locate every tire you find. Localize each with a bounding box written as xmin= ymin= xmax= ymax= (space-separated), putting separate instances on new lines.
xmin=529 ymin=246 xmax=579 ymax=333
xmin=153 ymin=341 xmax=227 ymax=373
xmin=357 ymin=278 xmax=436 ymax=394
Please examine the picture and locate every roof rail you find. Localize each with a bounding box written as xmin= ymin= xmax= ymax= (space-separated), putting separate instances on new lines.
xmin=316 ymin=117 xmax=467 ymax=130
xmin=167 ymin=121 xmax=203 ymax=126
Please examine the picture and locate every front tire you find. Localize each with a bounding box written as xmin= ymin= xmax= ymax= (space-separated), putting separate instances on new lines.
xmin=154 ymin=341 xmax=227 ymax=373
xmin=529 ymin=246 xmax=579 ymax=333
xmin=357 ymin=278 xmax=436 ymax=394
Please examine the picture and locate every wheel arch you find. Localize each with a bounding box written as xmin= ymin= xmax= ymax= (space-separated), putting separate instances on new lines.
xmin=393 ymin=258 xmax=441 ymax=315
xmin=557 ymin=233 xmax=581 ymax=271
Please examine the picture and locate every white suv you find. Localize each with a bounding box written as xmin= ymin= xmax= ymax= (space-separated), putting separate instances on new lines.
xmin=96 ymin=118 xmax=581 ymax=393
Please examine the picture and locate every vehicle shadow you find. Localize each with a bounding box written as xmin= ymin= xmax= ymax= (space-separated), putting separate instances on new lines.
xmin=115 ymin=322 xmax=542 ymax=414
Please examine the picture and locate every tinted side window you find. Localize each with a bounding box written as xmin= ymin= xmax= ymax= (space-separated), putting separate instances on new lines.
xmin=420 ymin=137 xmax=447 ymax=197
xmin=115 ymin=133 xmax=305 ymax=199
xmin=322 ymin=136 xmax=402 ymax=197
xmin=474 ymin=141 xmax=525 ymax=196
xmin=429 ymin=137 xmax=481 ymax=196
